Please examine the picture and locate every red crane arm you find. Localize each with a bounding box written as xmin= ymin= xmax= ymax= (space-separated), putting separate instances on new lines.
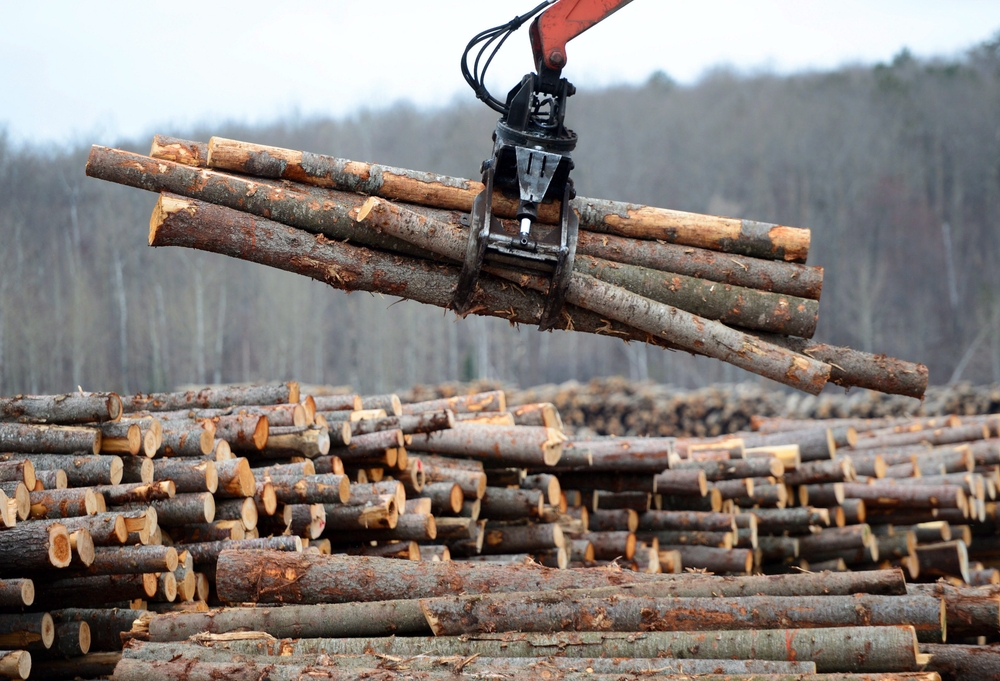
xmin=530 ymin=0 xmax=634 ymax=72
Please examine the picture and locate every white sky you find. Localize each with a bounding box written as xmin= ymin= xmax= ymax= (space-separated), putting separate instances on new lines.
xmin=2 ymin=1 xmax=999 ymax=146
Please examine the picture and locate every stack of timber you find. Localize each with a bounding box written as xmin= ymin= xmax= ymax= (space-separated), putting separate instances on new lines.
xmin=85 ymin=135 xmax=929 ymax=399
xmin=8 ymin=383 xmax=1000 ymax=679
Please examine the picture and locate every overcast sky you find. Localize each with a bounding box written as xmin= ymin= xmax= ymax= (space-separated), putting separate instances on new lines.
xmin=2 ymin=1 xmax=999 ymax=146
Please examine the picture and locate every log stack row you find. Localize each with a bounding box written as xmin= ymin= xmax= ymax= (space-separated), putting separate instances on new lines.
xmin=5 ymin=383 xmax=1000 ymax=679
xmin=84 ymin=135 xmax=929 ymax=398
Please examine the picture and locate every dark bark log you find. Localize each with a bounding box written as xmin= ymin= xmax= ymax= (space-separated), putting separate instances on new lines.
xmin=52 ymin=608 xmax=141 ymax=652
xmin=48 ymin=621 xmax=90 ymax=657
xmin=170 ymin=521 xmax=246 ymax=543
xmin=653 ymin=469 xmax=708 ymax=495
xmin=558 ymin=437 xmax=674 ymax=473
xmin=840 ymin=498 xmax=867 ymax=525
xmin=635 ymin=510 xmax=736 ymax=533
xmin=207 ymin=626 xmax=922 ymax=673
xmin=358 ymin=197 xmax=831 ymax=393
xmin=28 ymin=487 xmax=98 ymax=519
xmin=213 ymin=497 xmax=257 ymax=530
xmin=660 ymin=545 xmax=753 ymax=574
xmin=592 ymin=490 xmax=650 ymax=511
xmin=0 ymin=613 xmax=53 ymax=650
xmin=30 ymin=574 xmax=156 ymax=609
xmin=908 ymin=583 xmax=1000 ymax=638
xmin=588 ymin=508 xmax=638 ymax=532
xmin=0 ymin=579 xmax=33 ymax=608
xmin=0 ymin=392 xmax=121 ymax=425
xmin=58 ymin=512 xmax=128 ymax=546
xmin=758 ymin=536 xmax=800 ymax=561
xmin=338 ymin=540 xmax=421 ymax=560
xmin=121 ymin=383 xmax=298 ymax=413
xmin=478 ymin=487 xmax=544 ymax=519
xmin=205 ymin=136 xmax=812 ymax=262
xmin=849 ymin=424 xmax=989 ymax=451
xmin=713 ymin=478 xmax=754 ymax=500
xmin=323 ymin=511 xmax=434 ymax=542
xmin=580 ymin=531 xmax=635 ymax=560
xmin=326 ymin=430 xmax=401 ymax=465
xmin=841 ymin=483 xmax=966 ymax=511
xmin=480 ymin=522 xmax=563 ymax=554
xmin=420 ymin=592 xmax=944 ymax=642
xmin=799 ymin=524 xmax=872 ymax=555
xmin=921 ymin=643 xmax=1000 ymax=681
xmin=521 ymin=473 xmax=561 ymax=505
xmin=733 ymin=482 xmax=787 ymax=508
xmin=750 ymin=508 xmax=831 ymax=535
xmin=639 ymin=530 xmax=734 ymax=548
xmin=916 ymin=541 xmax=969 ymax=583
xmin=431 ymin=517 xmax=479 ymax=543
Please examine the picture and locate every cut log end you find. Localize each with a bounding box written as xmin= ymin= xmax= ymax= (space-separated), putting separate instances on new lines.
xmin=48 ymin=523 xmax=72 ymax=567
xmin=253 ymin=416 xmax=269 ymax=450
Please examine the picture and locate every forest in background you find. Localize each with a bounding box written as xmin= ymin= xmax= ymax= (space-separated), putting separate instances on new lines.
xmin=1 ymin=36 xmax=999 ymax=397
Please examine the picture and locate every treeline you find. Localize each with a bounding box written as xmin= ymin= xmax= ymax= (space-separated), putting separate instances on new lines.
xmin=1 ymin=37 xmax=999 ymax=396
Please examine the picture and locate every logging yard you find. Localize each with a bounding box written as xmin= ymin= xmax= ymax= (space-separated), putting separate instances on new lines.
xmin=0 ymin=120 xmax=996 ymax=681
xmin=1 ymin=6 xmax=999 ymax=674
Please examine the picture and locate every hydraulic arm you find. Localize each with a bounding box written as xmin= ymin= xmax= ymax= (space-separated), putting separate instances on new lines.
xmin=456 ymin=0 xmax=633 ymax=330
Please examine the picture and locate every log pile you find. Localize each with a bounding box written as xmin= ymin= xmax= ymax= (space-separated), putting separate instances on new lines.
xmin=403 ymin=378 xmax=1000 ymax=438
xmin=5 ymin=383 xmax=1000 ymax=680
xmin=84 ymin=135 xmax=929 ymax=399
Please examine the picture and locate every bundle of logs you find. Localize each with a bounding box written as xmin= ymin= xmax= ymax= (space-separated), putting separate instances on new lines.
xmin=83 ymin=135 xmax=929 ymax=399
xmin=3 ymin=383 xmax=1000 ymax=679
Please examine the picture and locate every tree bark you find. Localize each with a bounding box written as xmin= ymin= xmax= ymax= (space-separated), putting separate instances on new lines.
xmin=351 ymin=411 xmax=455 ymax=437
xmin=93 ymin=482 xmax=174 ymax=506
xmin=419 ymin=482 xmax=463 ymax=514
xmin=419 ymin=592 xmax=944 ymax=642
xmin=30 ymin=574 xmax=157 ymax=609
xmin=0 ymin=392 xmax=121 ymax=425
xmin=266 ymin=474 xmax=350 ymax=505
xmin=157 ymin=426 xmax=213 ymax=457
xmin=840 ymin=483 xmax=966 ymax=511
xmin=660 ymin=545 xmax=753 ymax=574
xmin=785 ymin=459 xmax=856 ymax=485
xmin=0 ymin=423 xmax=100 ymax=455
xmin=312 ymin=394 xmax=362 ymax=412
xmin=151 ymin=459 xmax=217 ymax=493
xmin=58 ymin=512 xmax=128 ymax=546
xmin=213 ymin=458 xmax=255 ymax=498
xmin=206 ymin=626 xmax=923 ymax=673
xmin=12 ymin=454 xmax=123 ymax=487
xmin=402 ymin=391 xmax=506 ymax=415
xmin=908 ymin=583 xmax=1000 ymax=638
xmin=571 ymin=253 xmax=820 ymax=337
xmin=921 ymin=643 xmax=1000 ymax=681
xmin=0 ymin=579 xmax=33 ymax=608
xmin=479 ymin=487 xmax=545 ymax=520
xmin=204 ymin=136 xmax=812 ymax=262
xmin=407 ymin=424 xmax=564 ymax=467
xmin=28 ymin=487 xmax=98 ymax=519
xmin=50 ymin=621 xmax=90 ymax=657
xmin=51 ymin=608 xmax=140 ymax=652
xmin=358 ymin=197 xmax=831 ymax=394
xmin=177 ymin=537 xmax=301 ymax=567
xmin=169 ymin=521 xmax=245 ymax=543
xmin=211 ymin=498 xmax=254 ymax=532
xmin=258 ymin=426 xmax=329 ymax=459
xmin=0 ymin=521 xmax=71 ymax=570
xmin=209 ymin=414 xmax=268 ymax=452
xmin=150 ymin=135 xmax=207 ymax=167
xmin=49 ymin=545 xmax=178 ymax=577
xmin=671 ymin=457 xmax=782 ymax=480
xmin=120 ymin=383 xmax=299 ymax=413
xmin=417 ymin=459 xmax=486 ymax=499
xmin=326 ymin=430 xmax=401 ymax=465
xmin=0 ymin=613 xmax=53 ymax=650
xmin=915 ymin=541 xmax=970 ymax=583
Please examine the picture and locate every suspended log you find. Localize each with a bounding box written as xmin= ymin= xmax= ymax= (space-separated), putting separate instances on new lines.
xmin=121 ymin=383 xmax=299 ymax=413
xmin=0 ymin=392 xmax=121 ymax=425
xmin=93 ymin=482 xmax=174 ymax=506
xmin=205 ymin=136 xmax=812 ymax=262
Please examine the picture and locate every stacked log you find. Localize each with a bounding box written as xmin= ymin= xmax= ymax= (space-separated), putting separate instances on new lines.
xmin=84 ymin=136 xmax=930 ymax=398
xmin=8 ymin=381 xmax=1000 ymax=680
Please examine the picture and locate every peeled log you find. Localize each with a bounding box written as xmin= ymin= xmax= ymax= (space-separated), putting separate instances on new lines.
xmin=419 ymin=592 xmax=945 ymax=641
xmin=205 ymin=136 xmax=812 ymax=262
xmin=206 ymin=626 xmax=924 ymax=673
